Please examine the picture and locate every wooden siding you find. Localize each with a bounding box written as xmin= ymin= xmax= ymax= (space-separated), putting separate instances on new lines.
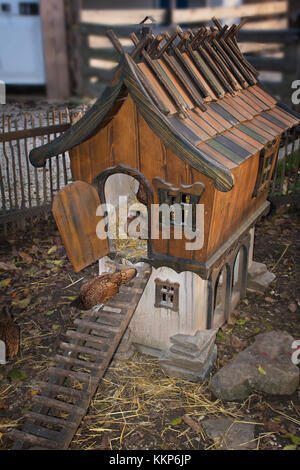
xmin=69 ymin=94 xmax=274 ymax=264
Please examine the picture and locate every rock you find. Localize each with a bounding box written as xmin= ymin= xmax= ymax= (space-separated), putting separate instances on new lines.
xmin=247 ymin=271 xmax=276 ymax=294
xmin=160 ymin=330 xmax=217 ymax=383
xmin=211 ymin=331 xmax=300 ymax=401
xmin=248 ymin=261 xmax=267 ymax=280
xmin=288 ymin=303 xmax=297 ymax=313
xmin=202 ymin=417 xmax=255 ymax=450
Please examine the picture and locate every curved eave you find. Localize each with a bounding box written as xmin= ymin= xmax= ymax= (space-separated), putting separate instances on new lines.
xmin=29 ymin=65 xmax=126 ymax=167
xmin=123 ymin=53 xmax=234 ymax=192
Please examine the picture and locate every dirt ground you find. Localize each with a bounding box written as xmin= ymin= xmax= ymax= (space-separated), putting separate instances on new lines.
xmin=0 ymin=208 xmax=299 ymax=451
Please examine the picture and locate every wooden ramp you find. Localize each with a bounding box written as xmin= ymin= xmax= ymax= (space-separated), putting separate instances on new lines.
xmin=11 ymin=264 xmax=151 ymax=450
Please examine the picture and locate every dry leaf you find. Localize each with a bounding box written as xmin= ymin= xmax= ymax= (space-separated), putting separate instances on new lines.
xmin=182 ymin=414 xmax=202 ymax=433
xmin=0 ymin=262 xmax=18 ymax=271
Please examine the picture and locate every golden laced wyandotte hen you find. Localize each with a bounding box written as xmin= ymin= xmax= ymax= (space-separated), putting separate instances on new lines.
xmin=70 ymin=268 xmax=137 ymax=311
xmin=0 ymin=306 xmax=20 ymax=361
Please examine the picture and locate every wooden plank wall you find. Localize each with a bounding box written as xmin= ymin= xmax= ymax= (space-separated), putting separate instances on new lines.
xmin=69 ymin=95 xmax=269 ymax=263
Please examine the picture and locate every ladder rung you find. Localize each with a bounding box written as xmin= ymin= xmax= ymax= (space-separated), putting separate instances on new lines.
xmin=59 ymin=342 xmax=106 ymax=358
xmin=25 ymin=411 xmax=77 ymax=430
xmin=66 ymin=330 xmax=109 ymax=346
xmin=74 ymin=319 xmax=120 ymax=333
xmin=11 ymin=429 xmax=59 ymax=450
xmin=48 ymin=367 xmax=98 ymax=385
xmin=32 ymin=395 xmax=86 ymax=415
xmin=36 ymin=380 xmax=89 ymax=400
xmin=54 ymin=354 xmax=101 ymax=371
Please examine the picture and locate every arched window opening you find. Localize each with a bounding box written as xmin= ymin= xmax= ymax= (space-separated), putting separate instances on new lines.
xmin=212 ymin=265 xmax=228 ymax=329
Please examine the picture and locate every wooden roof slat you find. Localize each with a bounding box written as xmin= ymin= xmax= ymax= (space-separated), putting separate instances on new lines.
xmin=206 ymin=107 xmax=233 ymax=130
xmin=157 ymin=57 xmax=194 ymax=109
xmin=244 ymin=120 xmax=275 ymax=139
xmin=137 ymin=62 xmax=176 ymax=115
xmin=228 ymin=127 xmax=263 ymax=151
xmin=261 ymin=112 xmax=290 ymax=131
xmin=239 ymin=89 xmax=268 ymax=112
xmin=200 ymin=35 xmax=241 ymax=92
xmin=187 ymin=110 xmax=218 ymax=137
xmin=252 ymin=115 xmax=284 ymax=135
xmin=153 ymin=36 xmax=206 ymax=111
xmin=130 ymin=32 xmax=189 ymax=114
xmin=212 ymin=18 xmax=257 ymax=86
xmin=237 ymin=124 xmax=268 ymax=144
xmin=197 ymin=142 xmax=237 ymax=170
xmin=209 ymin=34 xmax=248 ymax=88
xmin=214 ymin=134 xmax=251 ymax=160
xmin=252 ymin=85 xmax=277 ymax=106
xmin=187 ymin=28 xmax=235 ymax=96
xmin=225 ymin=129 xmax=259 ymax=153
xmin=209 ymin=102 xmax=239 ymax=126
xmin=194 ymin=107 xmax=227 ymax=133
xmin=267 ymin=108 xmax=296 ymax=127
xmin=182 ymin=37 xmax=226 ymax=99
xmin=181 ymin=116 xmax=211 ymax=141
xmin=246 ymin=88 xmax=273 ymax=110
xmin=216 ymin=98 xmax=247 ymax=122
xmin=222 ymin=96 xmax=253 ymax=121
xmin=232 ymin=94 xmax=259 ymax=118
xmin=206 ymin=138 xmax=245 ymax=165
xmin=273 ymin=106 xmax=299 ymax=127
xmin=163 ymin=31 xmax=211 ymax=99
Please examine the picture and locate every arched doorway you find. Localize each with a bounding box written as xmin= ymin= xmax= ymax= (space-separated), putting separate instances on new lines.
xmin=93 ymin=164 xmax=153 ymax=261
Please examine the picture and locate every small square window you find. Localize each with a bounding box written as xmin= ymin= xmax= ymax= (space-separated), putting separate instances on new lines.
xmin=1 ymin=3 xmax=11 ymax=12
xmin=155 ymin=279 xmax=179 ymax=312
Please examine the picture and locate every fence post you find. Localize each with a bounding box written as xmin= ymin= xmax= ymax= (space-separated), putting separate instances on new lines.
xmin=40 ymin=0 xmax=71 ymax=100
xmin=288 ymin=0 xmax=300 ymax=111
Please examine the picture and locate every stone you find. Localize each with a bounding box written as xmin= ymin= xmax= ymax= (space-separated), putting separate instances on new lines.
xmin=247 ymin=261 xmax=267 ymax=280
xmin=159 ymin=330 xmax=218 ymax=383
xmin=247 ymin=271 xmax=276 ymax=294
xmin=211 ymin=331 xmax=300 ymax=401
xmin=202 ymin=417 xmax=255 ymax=450
xmin=161 ymin=346 xmax=217 ymax=382
xmin=0 ymin=340 xmax=6 ymax=365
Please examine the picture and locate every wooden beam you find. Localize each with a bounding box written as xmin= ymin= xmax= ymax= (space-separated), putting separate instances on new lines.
xmin=237 ymin=29 xmax=300 ymax=44
xmin=81 ymin=2 xmax=288 ymax=26
xmin=40 ymin=0 xmax=71 ymax=99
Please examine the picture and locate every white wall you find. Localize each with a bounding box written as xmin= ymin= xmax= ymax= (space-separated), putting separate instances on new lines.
xmin=130 ymin=266 xmax=208 ymax=351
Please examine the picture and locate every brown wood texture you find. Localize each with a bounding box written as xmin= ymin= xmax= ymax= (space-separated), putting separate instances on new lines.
xmin=40 ymin=0 xmax=70 ymax=99
xmin=69 ymin=95 xmax=276 ymax=264
xmin=52 ymin=181 xmax=109 ymax=272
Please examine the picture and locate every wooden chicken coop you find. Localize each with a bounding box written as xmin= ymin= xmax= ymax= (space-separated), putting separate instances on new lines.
xmin=30 ymin=19 xmax=300 ymax=355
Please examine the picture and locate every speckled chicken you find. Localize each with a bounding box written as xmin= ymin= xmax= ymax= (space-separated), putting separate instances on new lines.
xmin=0 ymin=307 xmax=20 ymax=361
xmin=70 ymin=268 xmax=137 ymax=310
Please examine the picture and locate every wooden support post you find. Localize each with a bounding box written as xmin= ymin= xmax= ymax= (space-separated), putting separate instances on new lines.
xmin=40 ymin=0 xmax=71 ymax=100
xmin=169 ymin=0 xmax=176 ymax=25
xmin=288 ymin=0 xmax=300 ymax=111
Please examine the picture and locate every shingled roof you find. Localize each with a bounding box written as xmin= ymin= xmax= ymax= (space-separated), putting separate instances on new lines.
xmin=29 ymin=19 xmax=299 ymax=192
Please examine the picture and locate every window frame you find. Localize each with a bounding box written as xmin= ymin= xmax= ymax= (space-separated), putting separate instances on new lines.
xmin=154 ymin=278 xmax=180 ymax=312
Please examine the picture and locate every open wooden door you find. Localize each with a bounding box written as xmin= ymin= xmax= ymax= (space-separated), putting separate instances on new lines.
xmin=52 ymin=181 xmax=109 ymax=272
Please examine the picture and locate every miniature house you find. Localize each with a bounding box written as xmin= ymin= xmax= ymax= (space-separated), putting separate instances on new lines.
xmin=30 ymin=20 xmax=299 ymax=355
